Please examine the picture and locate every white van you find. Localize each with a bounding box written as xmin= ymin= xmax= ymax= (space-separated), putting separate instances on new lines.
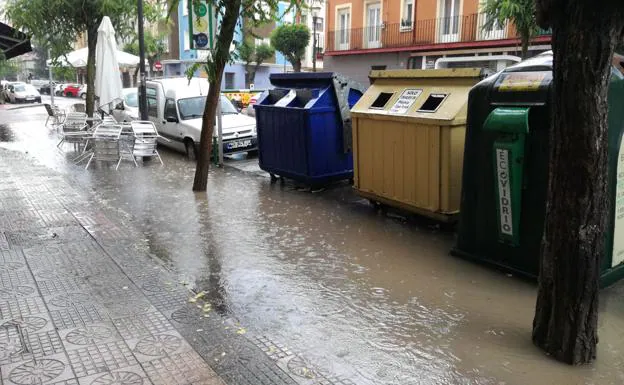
xmin=145 ymin=77 xmax=257 ymax=159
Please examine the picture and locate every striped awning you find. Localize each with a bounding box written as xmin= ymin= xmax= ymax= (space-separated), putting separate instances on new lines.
xmin=0 ymin=22 xmax=31 ymax=59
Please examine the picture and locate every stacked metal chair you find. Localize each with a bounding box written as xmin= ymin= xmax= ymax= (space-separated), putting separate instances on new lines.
xmin=57 ymin=112 xmax=89 ymax=150
xmin=44 ymin=104 xmax=65 ymax=126
xmin=85 ymin=122 xmax=123 ymax=170
xmin=130 ymin=121 xmax=164 ymax=165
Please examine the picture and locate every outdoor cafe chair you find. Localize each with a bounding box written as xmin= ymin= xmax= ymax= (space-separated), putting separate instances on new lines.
xmin=85 ymin=122 xmax=124 ymax=170
xmin=44 ymin=103 xmax=65 ymax=126
xmin=130 ymin=121 xmax=164 ymax=165
xmin=57 ymin=112 xmax=89 ymax=150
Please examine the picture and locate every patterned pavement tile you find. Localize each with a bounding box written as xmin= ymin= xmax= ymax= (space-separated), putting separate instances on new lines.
xmin=50 ymin=304 xmax=109 ymax=330
xmin=113 ymin=312 xmax=175 ymax=340
xmin=126 ymin=331 xmax=194 ymax=364
xmin=67 ymin=340 xmax=138 ymax=378
xmin=36 ymin=277 xmax=89 ymax=296
xmin=1 ymin=353 xmax=75 ymax=385
xmin=0 ymin=249 xmax=26 ymax=264
xmin=0 ymin=297 xmax=48 ymax=319
xmin=141 ymin=351 xmax=221 ymax=385
xmin=23 ymin=329 xmax=65 ymax=360
xmin=38 ymin=210 xmax=78 ymax=227
xmin=102 ymin=299 xmax=155 ymax=320
xmin=0 ymin=269 xmax=34 ymax=289
xmin=76 ymin=365 xmax=150 ymax=385
xmin=0 ymin=313 xmax=56 ymax=334
xmin=0 ymin=232 xmax=10 ymax=251
xmin=59 ymin=323 xmax=121 ymax=350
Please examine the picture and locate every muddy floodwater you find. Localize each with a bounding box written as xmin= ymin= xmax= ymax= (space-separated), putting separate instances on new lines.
xmin=2 ymin=104 xmax=624 ymax=385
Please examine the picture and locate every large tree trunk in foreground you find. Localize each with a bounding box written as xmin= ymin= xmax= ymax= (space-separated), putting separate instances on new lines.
xmin=85 ymin=25 xmax=98 ymax=118
xmin=192 ymin=76 xmax=222 ymax=191
xmin=192 ymin=0 xmax=242 ymax=191
xmin=533 ymin=0 xmax=624 ymax=365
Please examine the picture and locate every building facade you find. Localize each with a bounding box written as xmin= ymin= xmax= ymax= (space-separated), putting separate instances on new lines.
xmin=324 ymin=0 xmax=551 ymax=84
xmin=296 ymin=0 xmax=326 ymax=70
xmin=165 ymin=1 xmax=295 ymax=90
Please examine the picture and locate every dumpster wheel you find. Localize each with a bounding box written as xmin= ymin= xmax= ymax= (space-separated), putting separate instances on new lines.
xmin=369 ymin=199 xmax=388 ymax=213
xmin=270 ymin=173 xmax=284 ymax=185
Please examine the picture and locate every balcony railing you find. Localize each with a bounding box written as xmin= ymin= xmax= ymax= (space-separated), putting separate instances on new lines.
xmin=327 ymin=13 xmax=552 ymax=52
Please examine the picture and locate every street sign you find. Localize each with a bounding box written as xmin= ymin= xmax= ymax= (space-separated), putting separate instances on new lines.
xmin=154 ymin=61 xmax=162 ymax=71
xmin=188 ymin=0 xmax=217 ymax=50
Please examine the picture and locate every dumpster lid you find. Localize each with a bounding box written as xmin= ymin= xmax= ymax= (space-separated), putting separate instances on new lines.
xmin=369 ymin=68 xmax=488 ymax=80
xmin=269 ymin=72 xmax=338 ymax=88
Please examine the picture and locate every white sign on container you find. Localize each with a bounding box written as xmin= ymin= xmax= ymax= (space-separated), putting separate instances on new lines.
xmin=612 ymin=140 xmax=624 ymax=267
xmin=496 ymin=148 xmax=514 ymax=236
xmin=389 ymin=89 xmax=422 ymax=114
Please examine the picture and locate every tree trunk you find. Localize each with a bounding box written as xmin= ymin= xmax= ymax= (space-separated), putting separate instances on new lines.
xmin=192 ymin=0 xmax=242 ymax=192
xmin=293 ymin=59 xmax=301 ymax=72
xmin=520 ymin=35 xmax=529 ymax=60
xmin=244 ymin=63 xmax=252 ymax=88
xmin=85 ymin=25 xmax=98 ymax=117
xmin=532 ymin=1 xmax=624 ymax=365
xmin=245 ymin=70 xmax=256 ymax=88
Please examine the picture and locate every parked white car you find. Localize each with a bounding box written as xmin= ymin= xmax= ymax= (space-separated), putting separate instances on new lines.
xmin=2 ymin=82 xmax=23 ymax=101
xmin=7 ymin=83 xmax=41 ymax=103
xmin=145 ymin=77 xmax=257 ymax=159
xmin=112 ymin=88 xmax=139 ymax=122
xmin=55 ymin=83 xmax=68 ymax=96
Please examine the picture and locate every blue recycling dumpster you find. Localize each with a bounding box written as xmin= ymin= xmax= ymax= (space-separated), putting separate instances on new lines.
xmin=254 ymin=72 xmax=365 ymax=186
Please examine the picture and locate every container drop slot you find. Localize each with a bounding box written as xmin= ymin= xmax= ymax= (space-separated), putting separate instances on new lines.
xmin=418 ymin=93 xmax=448 ymax=112
xmin=288 ymin=89 xmax=316 ymax=108
xmin=369 ymin=92 xmax=394 ymax=109
xmin=265 ymin=89 xmax=289 ymax=105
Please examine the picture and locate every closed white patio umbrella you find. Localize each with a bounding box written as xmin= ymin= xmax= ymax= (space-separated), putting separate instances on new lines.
xmin=95 ymin=16 xmax=123 ymax=110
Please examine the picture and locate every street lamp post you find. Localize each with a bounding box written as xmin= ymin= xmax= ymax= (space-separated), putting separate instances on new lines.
xmin=137 ymin=0 xmax=148 ymax=120
xmin=311 ymin=6 xmax=321 ymax=72
xmin=312 ymin=15 xmax=317 ymax=72
xmin=48 ymin=48 xmax=54 ymax=107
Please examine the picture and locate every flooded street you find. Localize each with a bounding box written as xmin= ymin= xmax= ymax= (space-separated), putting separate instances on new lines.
xmin=2 ymin=104 xmax=624 ymax=385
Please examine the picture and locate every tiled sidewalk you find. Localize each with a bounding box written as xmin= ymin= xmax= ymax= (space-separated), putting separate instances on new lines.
xmin=0 ymin=137 xmax=363 ymax=385
xmin=0 ymin=153 xmax=225 ymax=384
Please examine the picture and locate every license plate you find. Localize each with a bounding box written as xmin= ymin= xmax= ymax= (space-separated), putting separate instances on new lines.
xmin=226 ymin=139 xmax=252 ymax=150
xmin=26 ymin=98 xmax=34 ymax=101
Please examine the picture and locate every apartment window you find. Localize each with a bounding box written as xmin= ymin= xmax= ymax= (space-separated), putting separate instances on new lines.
xmin=336 ymin=7 xmax=351 ymax=50
xmin=161 ymin=37 xmax=170 ymax=53
xmin=301 ymin=14 xmax=308 ymax=26
xmin=184 ymin=30 xmax=190 ymax=51
xmin=365 ymin=2 xmax=382 ymax=49
xmin=439 ymin=0 xmax=461 ymax=43
xmin=225 ymin=72 xmax=235 ymax=89
xmin=314 ymin=17 xmax=324 ymax=31
xmin=401 ymin=0 xmax=414 ymax=30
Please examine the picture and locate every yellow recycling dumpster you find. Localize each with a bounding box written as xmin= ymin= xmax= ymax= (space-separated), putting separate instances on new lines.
xmin=351 ymin=68 xmax=489 ymax=222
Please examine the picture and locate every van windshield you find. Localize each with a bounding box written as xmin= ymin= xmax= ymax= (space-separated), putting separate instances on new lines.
xmin=177 ymin=95 xmax=239 ymax=120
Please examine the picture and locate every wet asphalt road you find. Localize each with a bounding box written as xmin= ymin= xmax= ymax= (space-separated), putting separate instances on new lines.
xmin=2 ymin=104 xmax=624 ymax=385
